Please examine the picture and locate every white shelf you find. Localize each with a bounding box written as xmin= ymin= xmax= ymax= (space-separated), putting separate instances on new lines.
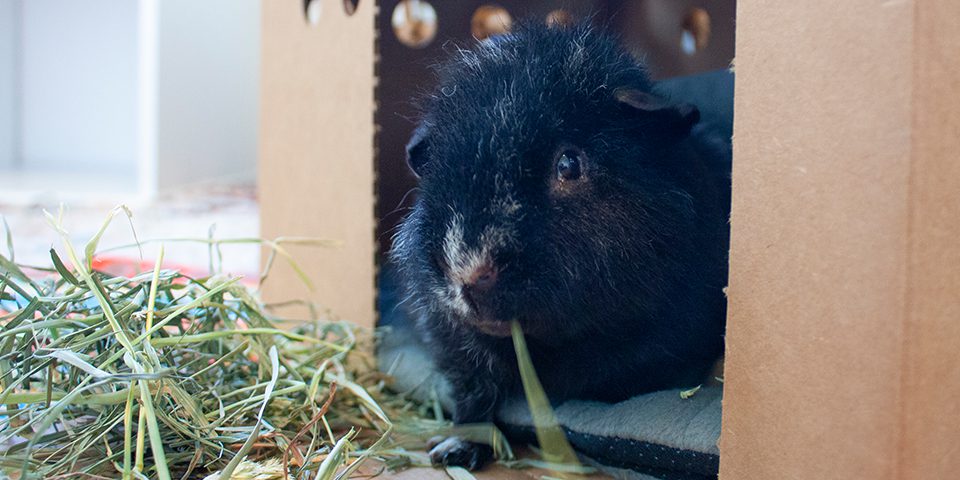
xmin=0 ymin=0 xmax=259 ymax=202
xmin=2 ymin=167 xmax=143 ymax=206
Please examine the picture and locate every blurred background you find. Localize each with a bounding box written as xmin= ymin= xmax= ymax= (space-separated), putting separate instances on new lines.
xmin=0 ymin=0 xmax=260 ymax=277
xmin=0 ymin=0 xmax=732 ymax=283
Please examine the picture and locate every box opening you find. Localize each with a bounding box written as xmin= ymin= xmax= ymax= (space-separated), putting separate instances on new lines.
xmin=373 ymin=1 xmax=735 ymax=477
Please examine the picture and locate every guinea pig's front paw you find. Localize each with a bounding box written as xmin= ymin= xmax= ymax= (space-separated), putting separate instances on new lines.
xmin=428 ymin=436 xmax=493 ymax=470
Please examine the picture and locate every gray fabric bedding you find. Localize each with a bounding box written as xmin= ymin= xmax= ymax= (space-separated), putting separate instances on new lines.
xmin=378 ymin=321 xmax=721 ymax=479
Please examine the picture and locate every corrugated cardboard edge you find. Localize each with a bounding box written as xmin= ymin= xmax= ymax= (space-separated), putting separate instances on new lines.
xmin=258 ymin=0 xmax=377 ymax=327
xmin=899 ymin=1 xmax=960 ymax=477
xmin=721 ymin=1 xmax=959 ymax=478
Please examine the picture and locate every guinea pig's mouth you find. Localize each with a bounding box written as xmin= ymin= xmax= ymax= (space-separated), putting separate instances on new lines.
xmin=463 ymin=315 xmax=513 ymax=337
xmin=437 ymin=280 xmax=514 ymax=336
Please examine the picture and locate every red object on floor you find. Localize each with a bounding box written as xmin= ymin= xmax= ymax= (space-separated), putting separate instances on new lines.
xmin=90 ymin=255 xmax=258 ymax=286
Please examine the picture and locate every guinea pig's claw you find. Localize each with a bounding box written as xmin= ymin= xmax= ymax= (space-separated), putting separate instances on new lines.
xmin=425 ymin=435 xmax=446 ymax=450
xmin=428 ymin=436 xmax=494 ymax=470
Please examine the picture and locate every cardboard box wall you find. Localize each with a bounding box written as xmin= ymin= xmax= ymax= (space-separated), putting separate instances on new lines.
xmin=260 ymin=0 xmax=960 ymax=478
xmin=259 ymin=0 xmax=376 ymax=326
xmin=721 ymin=1 xmax=960 ymax=478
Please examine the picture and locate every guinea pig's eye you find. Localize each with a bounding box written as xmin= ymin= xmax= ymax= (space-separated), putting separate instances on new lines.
xmin=556 ymin=150 xmax=582 ymax=181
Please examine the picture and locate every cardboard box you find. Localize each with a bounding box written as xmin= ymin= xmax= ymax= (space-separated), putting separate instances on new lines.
xmin=259 ymin=0 xmax=960 ymax=477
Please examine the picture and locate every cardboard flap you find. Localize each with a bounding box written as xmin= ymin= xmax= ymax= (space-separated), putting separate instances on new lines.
xmin=259 ymin=0 xmax=376 ymax=326
xmin=721 ymin=1 xmax=960 ymax=478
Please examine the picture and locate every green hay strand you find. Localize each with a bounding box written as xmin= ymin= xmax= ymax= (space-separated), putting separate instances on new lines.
xmin=510 ymin=321 xmax=583 ymax=477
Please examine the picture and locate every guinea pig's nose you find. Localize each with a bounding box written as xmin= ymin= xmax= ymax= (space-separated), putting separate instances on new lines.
xmin=464 ymin=262 xmax=498 ymax=292
xmin=461 ymin=263 xmax=498 ymax=312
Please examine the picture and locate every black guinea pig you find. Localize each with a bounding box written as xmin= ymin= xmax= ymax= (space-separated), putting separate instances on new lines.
xmin=390 ymin=20 xmax=730 ymax=470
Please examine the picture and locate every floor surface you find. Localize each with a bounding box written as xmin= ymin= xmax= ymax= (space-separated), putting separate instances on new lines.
xmin=0 ymin=182 xmax=260 ymax=281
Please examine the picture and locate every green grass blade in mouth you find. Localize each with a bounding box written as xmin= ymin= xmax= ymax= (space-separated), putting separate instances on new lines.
xmin=510 ymin=321 xmax=582 ymax=475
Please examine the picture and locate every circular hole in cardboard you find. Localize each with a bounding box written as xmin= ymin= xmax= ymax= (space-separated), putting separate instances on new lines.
xmin=343 ymin=0 xmax=359 ymax=16
xmin=392 ymin=0 xmax=438 ymax=49
xmin=545 ymin=9 xmax=574 ymax=28
xmin=681 ymin=7 xmax=711 ymax=55
xmin=304 ymin=0 xmax=322 ymax=25
xmin=471 ymin=5 xmax=512 ymax=40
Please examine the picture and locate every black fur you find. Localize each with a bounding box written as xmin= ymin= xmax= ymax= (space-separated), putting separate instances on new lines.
xmin=390 ymin=21 xmax=730 ymax=470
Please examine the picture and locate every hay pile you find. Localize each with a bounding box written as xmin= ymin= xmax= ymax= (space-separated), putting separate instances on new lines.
xmin=0 ymin=207 xmax=448 ymax=480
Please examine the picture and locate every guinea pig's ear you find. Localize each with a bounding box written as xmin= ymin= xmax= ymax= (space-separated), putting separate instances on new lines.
xmin=614 ymin=89 xmax=700 ymax=140
xmin=405 ymin=122 xmax=432 ymax=178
